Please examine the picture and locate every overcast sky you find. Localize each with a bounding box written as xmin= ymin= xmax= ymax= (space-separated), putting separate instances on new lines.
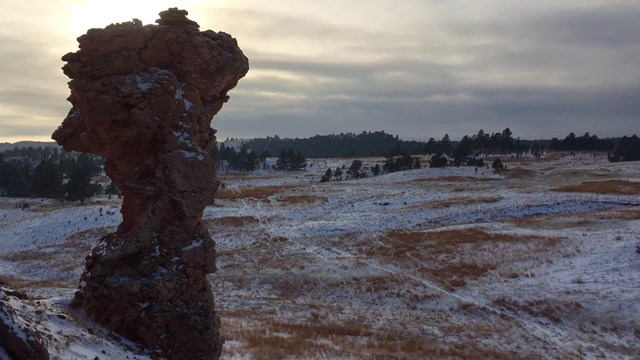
xmin=1 ymin=0 xmax=639 ymax=142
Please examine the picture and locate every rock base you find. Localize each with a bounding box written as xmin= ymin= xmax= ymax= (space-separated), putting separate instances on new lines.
xmin=71 ymin=232 xmax=222 ymax=359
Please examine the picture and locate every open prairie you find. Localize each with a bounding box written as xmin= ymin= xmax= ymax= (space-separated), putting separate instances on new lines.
xmin=1 ymin=152 xmax=639 ymax=359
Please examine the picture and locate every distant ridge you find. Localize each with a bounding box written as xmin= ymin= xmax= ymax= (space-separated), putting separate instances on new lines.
xmin=0 ymin=141 xmax=59 ymax=152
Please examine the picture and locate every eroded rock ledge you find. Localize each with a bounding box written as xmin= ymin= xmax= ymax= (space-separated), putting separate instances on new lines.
xmin=0 ymin=282 xmax=49 ymax=360
xmin=52 ymin=8 xmax=248 ymax=359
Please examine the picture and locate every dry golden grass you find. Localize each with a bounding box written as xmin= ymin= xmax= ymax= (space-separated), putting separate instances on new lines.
xmin=598 ymin=207 xmax=640 ymax=220
xmin=0 ymin=227 xmax=110 ymax=275
xmin=403 ymin=196 xmax=501 ymax=211
xmin=554 ymin=180 xmax=640 ymax=195
xmin=277 ymin=195 xmax=328 ymax=205
xmin=0 ymin=274 xmax=75 ymax=289
xmin=492 ymin=297 xmax=583 ymax=325
xmin=421 ymin=262 xmax=498 ymax=290
xmin=220 ymin=311 xmax=537 ymax=360
xmin=215 ymin=185 xmax=297 ymax=200
xmin=509 ymin=207 xmax=640 ymax=230
xmin=510 ymin=215 xmax=595 ymax=229
xmin=397 ymin=228 xmax=555 ymax=249
xmin=358 ymin=228 xmax=559 ymax=290
xmin=503 ymin=168 xmax=536 ymax=179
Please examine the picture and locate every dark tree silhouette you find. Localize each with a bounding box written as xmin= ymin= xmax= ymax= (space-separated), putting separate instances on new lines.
xmin=65 ymin=161 xmax=102 ymax=203
xmin=609 ymin=135 xmax=640 ymax=162
xmin=492 ymin=158 xmax=504 ymax=172
xmin=31 ymin=158 xmax=63 ymax=199
xmin=429 ymin=152 xmax=448 ymax=168
xmin=347 ymin=160 xmax=363 ymax=179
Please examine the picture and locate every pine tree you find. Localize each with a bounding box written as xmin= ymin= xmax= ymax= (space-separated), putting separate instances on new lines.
xmin=276 ymin=150 xmax=289 ymax=170
xmin=65 ymin=160 xmax=102 ymax=204
xmin=372 ymin=164 xmax=381 ymax=176
xmin=105 ymin=181 xmax=120 ymax=195
xmin=347 ymin=160 xmax=363 ymax=179
xmin=31 ymin=158 xmax=63 ymax=199
xmin=334 ymin=167 xmax=343 ymax=180
xmin=429 ymin=152 xmax=447 ymax=168
xmin=492 ymin=158 xmax=504 ymax=172
xmin=292 ymin=151 xmax=307 ymax=170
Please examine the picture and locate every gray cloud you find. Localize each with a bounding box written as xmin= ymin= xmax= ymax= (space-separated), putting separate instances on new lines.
xmin=519 ymin=6 xmax=640 ymax=48
xmin=0 ymin=32 xmax=69 ymax=140
xmin=1 ymin=1 xmax=640 ymax=142
xmin=214 ymin=2 xmax=640 ymax=140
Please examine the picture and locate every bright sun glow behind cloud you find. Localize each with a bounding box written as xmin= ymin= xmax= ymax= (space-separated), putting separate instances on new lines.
xmin=69 ymin=0 xmax=205 ymax=35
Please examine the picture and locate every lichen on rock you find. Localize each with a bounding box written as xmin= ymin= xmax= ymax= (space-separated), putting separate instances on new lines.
xmin=52 ymin=8 xmax=248 ymax=359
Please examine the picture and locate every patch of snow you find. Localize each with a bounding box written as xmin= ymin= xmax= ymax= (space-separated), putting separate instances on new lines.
xmin=182 ymin=239 xmax=203 ymax=252
xmin=135 ymin=69 xmax=170 ymax=92
xmin=174 ymin=87 xmax=184 ymax=100
xmin=183 ymin=98 xmax=193 ymax=111
xmin=152 ymin=267 xmax=168 ymax=278
xmin=172 ymin=130 xmax=193 ymax=146
xmin=179 ymin=149 xmax=205 ymax=161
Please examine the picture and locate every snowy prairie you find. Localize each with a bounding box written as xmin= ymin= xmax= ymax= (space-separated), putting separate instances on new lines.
xmin=1 ymin=152 xmax=639 ymax=359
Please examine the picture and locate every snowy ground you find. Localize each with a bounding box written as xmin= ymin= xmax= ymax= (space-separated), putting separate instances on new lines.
xmin=1 ymin=152 xmax=639 ymax=359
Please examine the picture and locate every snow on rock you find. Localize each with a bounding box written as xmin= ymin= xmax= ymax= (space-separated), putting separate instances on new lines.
xmin=0 ymin=282 xmax=49 ymax=359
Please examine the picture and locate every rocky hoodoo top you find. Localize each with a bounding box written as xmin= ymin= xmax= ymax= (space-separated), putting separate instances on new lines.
xmin=52 ymin=8 xmax=248 ymax=359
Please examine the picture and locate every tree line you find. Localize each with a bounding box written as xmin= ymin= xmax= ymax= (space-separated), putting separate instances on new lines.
xmin=0 ymin=147 xmax=113 ymax=202
xmin=239 ymin=129 xmax=639 ymax=161
xmin=548 ymin=132 xmax=614 ymax=152
xmin=210 ymin=143 xmax=307 ymax=172
xmin=609 ymin=135 xmax=640 ymax=162
xmin=241 ymin=131 xmax=423 ymax=158
xmin=315 ymin=129 xmax=639 ymax=182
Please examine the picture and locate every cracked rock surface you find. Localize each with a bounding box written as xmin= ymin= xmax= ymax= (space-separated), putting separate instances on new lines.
xmin=0 ymin=282 xmax=49 ymax=360
xmin=52 ymin=8 xmax=248 ymax=359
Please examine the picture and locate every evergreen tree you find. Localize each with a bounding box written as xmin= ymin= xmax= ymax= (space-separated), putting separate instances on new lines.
xmin=291 ymin=151 xmax=307 ymax=170
xmin=610 ymin=135 xmax=640 ymax=162
xmin=372 ymin=164 xmax=381 ymax=176
xmin=334 ymin=167 xmax=343 ymax=180
xmin=453 ymin=135 xmax=473 ymax=165
xmin=440 ymin=134 xmax=453 ymax=155
xmin=501 ymin=128 xmax=513 ymax=154
xmin=3 ymin=163 xmax=32 ymax=197
xmin=275 ymin=149 xmax=306 ymax=171
xmin=422 ymin=138 xmax=438 ymax=155
xmin=429 ymin=152 xmax=447 ymax=168
xmin=276 ymin=150 xmax=289 ymax=170
xmin=30 ymin=158 xmax=63 ymax=199
xmin=105 ymin=181 xmax=120 ymax=195
xmin=492 ymin=158 xmax=504 ymax=172
xmin=320 ymin=168 xmax=332 ymax=182
xmin=347 ymin=160 xmax=363 ymax=179
xmin=65 ymin=160 xmax=102 ymax=203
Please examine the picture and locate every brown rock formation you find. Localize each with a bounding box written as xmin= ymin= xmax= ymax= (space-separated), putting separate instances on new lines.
xmin=52 ymin=8 xmax=248 ymax=359
xmin=0 ymin=282 xmax=49 ymax=360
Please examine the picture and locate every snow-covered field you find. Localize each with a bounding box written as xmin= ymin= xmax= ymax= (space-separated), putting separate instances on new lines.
xmin=1 ymin=153 xmax=639 ymax=359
